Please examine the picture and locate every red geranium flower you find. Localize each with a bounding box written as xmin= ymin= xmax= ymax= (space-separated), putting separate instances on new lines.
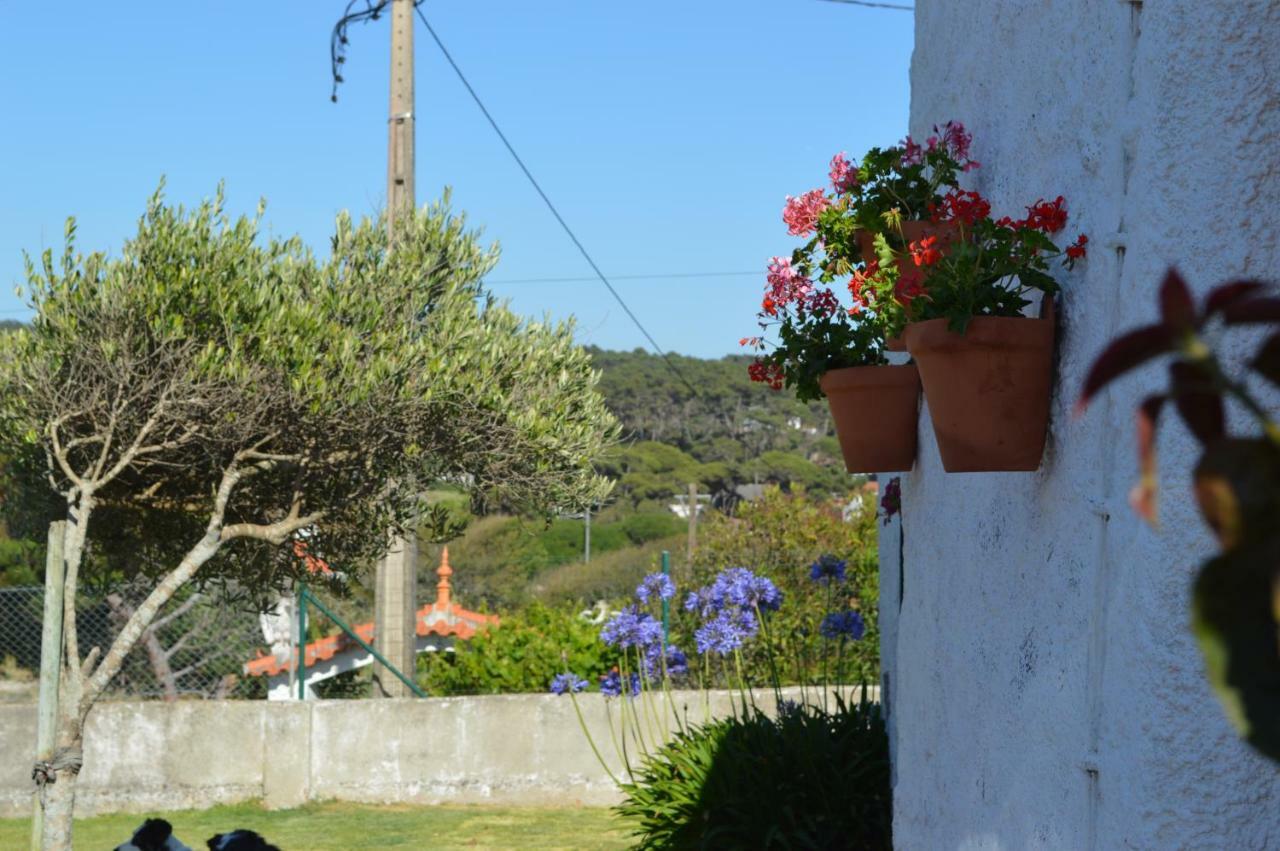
xmin=1066 ymin=234 xmax=1089 ymax=259
xmin=909 ymin=236 xmax=942 ymax=268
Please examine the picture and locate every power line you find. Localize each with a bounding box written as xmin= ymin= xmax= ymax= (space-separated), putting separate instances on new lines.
xmin=329 ymin=0 xmax=391 ymax=101
xmin=486 ymin=271 xmax=758 ymax=285
xmin=412 ymin=5 xmax=701 ymax=398
xmin=816 ymin=0 xmax=913 ymax=9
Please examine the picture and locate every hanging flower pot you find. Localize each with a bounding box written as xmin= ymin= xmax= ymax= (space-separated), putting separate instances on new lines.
xmin=820 ymin=365 xmax=920 ymax=473
xmin=903 ymin=309 xmax=1054 ymax=472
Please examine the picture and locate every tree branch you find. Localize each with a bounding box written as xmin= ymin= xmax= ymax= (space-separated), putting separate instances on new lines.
xmin=221 ymin=511 xmax=326 ymax=545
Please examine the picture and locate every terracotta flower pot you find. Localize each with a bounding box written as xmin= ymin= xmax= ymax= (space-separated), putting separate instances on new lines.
xmin=820 ymin=365 xmax=921 ymax=473
xmin=903 ymin=313 xmax=1054 ymax=472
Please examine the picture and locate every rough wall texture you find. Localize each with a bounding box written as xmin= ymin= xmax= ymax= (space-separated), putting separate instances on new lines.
xmin=0 ymin=688 xmax=855 ymax=817
xmin=882 ymin=2 xmax=1280 ymax=848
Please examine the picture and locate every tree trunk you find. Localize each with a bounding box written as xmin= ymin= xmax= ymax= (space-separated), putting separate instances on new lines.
xmin=39 ymin=718 xmax=83 ymax=851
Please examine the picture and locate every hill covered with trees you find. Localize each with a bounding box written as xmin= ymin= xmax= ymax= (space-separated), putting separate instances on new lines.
xmin=587 ymin=347 xmax=851 ymax=505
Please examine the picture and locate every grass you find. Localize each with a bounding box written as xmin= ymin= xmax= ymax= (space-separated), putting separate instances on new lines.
xmin=2 ymin=801 xmax=633 ymax=850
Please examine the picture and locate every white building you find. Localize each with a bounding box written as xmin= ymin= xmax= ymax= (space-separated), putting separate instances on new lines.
xmin=880 ymin=2 xmax=1280 ymax=848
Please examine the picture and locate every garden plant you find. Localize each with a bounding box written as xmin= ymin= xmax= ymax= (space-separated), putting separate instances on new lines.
xmin=550 ymin=555 xmax=891 ymax=849
xmin=1079 ymin=269 xmax=1280 ymax=763
xmin=0 ymin=187 xmax=618 ymax=849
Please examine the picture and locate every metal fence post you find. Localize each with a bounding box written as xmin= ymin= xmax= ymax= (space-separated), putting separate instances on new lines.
xmin=31 ymin=520 xmax=66 ymax=851
xmin=297 ymin=584 xmax=307 ymax=701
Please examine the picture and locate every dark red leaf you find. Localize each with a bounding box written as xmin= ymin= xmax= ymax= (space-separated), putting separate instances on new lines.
xmin=1204 ymin=280 xmax=1269 ymax=317
xmin=1160 ymin=269 xmax=1197 ymax=331
xmin=1076 ymin=324 xmax=1175 ymax=412
xmin=1170 ymin=362 xmax=1225 ymax=445
xmin=1221 ymin=297 xmax=1280 ymax=325
xmin=1193 ymin=439 xmax=1280 ymax=550
xmin=1129 ymin=394 xmax=1166 ymax=525
xmin=1250 ymin=332 xmax=1280 ymax=388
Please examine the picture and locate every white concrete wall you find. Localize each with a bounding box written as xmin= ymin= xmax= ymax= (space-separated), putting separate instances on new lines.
xmin=0 ymin=688 xmax=868 ymax=818
xmin=882 ymin=2 xmax=1280 ymax=848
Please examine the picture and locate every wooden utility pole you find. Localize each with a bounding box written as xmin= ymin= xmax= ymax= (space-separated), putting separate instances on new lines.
xmin=31 ymin=521 xmax=65 ymax=850
xmin=373 ymin=0 xmax=419 ymax=699
xmin=385 ymin=0 xmax=415 ymax=240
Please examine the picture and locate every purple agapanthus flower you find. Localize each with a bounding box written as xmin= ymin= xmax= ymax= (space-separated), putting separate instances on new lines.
xmin=778 ymin=699 xmax=803 ymax=718
xmin=819 ymin=610 xmax=866 ymax=641
xmin=599 ymin=668 xmax=641 ymax=698
xmin=600 ymin=606 xmax=663 ymax=649
xmin=635 ymin=572 xmax=676 ymax=605
xmin=694 ymin=609 xmax=759 ymax=655
xmin=643 ymin=643 xmax=690 ymax=679
xmin=712 ymin=567 xmax=783 ymax=612
xmin=549 ymin=673 xmax=589 ymax=695
xmin=809 ymin=555 xmax=847 ymax=585
xmin=684 ymin=587 xmax=720 ymax=618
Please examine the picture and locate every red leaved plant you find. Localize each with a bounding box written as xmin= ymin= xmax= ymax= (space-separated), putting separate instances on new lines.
xmin=1078 ymin=269 xmax=1280 ymax=763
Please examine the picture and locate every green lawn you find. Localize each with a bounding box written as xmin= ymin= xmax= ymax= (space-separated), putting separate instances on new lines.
xmin=3 ymin=801 xmax=634 ymax=850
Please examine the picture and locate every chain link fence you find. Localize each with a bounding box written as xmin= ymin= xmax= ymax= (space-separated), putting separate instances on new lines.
xmin=0 ymin=584 xmax=268 ymax=702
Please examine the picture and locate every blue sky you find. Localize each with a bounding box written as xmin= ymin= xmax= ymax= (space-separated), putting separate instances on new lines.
xmin=0 ymin=1 xmax=913 ymax=358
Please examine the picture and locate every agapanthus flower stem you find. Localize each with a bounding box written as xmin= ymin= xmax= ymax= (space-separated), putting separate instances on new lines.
xmin=753 ymin=602 xmax=785 ymax=707
xmin=566 ymin=690 xmax=622 ymax=787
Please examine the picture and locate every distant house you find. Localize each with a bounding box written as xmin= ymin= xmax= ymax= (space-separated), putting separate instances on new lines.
xmin=668 ymin=492 xmax=711 ymax=519
xmin=244 ymin=548 xmax=496 ymax=700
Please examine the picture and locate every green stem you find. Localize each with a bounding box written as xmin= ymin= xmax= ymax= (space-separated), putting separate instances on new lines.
xmin=567 ymin=691 xmax=622 ymax=787
xmin=754 ymin=603 xmax=784 ymax=706
xmin=733 ymin=648 xmax=754 ymax=714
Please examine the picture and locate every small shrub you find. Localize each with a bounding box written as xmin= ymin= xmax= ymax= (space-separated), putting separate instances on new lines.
xmin=617 ymin=695 xmax=891 ymax=850
xmin=620 ymin=512 xmax=684 ymax=545
xmin=693 ymin=486 xmax=880 ymax=686
xmin=0 ymin=537 xmax=42 ymax=587
xmin=419 ymin=601 xmax=620 ymax=695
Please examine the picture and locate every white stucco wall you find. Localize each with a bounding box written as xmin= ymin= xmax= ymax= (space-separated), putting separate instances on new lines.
xmin=882 ymin=2 xmax=1280 ymax=848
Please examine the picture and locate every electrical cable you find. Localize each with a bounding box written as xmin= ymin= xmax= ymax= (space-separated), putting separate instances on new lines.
xmin=815 ymin=0 xmax=913 ymax=10
xmin=485 ymin=271 xmax=758 ymax=285
xmin=330 ymin=0 xmax=392 ymax=102
xmin=412 ymin=4 xmax=701 ymax=396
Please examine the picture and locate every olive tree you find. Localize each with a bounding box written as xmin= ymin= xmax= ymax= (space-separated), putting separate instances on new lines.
xmin=0 ymin=188 xmax=616 ymax=849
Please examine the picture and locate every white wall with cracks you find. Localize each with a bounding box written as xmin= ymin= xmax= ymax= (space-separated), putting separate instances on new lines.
xmin=880 ymin=1 xmax=1280 ymax=848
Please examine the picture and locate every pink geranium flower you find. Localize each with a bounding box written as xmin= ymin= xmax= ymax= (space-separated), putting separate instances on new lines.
xmin=828 ymin=153 xmax=859 ymax=193
xmin=766 ymin=256 xmax=813 ymax=305
xmin=781 ymin=189 xmax=830 ymax=237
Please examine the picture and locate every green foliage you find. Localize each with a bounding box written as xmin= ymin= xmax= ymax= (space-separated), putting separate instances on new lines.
xmin=690 ymin=486 xmax=880 ymax=685
xmin=909 ymin=206 xmax=1082 ymax=334
xmin=532 ymin=533 xmax=684 ymax=607
xmin=0 ymin=536 xmax=42 ymax=587
xmin=746 ymin=130 xmax=978 ymax=401
xmin=616 ymin=696 xmax=891 ymax=850
xmin=586 ymin=348 xmax=844 ymax=499
xmin=0 ymin=185 xmax=617 ymax=599
xmin=418 ymin=601 xmax=620 ymax=696
xmin=441 ymin=509 xmax=686 ymax=608
xmin=620 ymin=512 xmax=683 ymax=545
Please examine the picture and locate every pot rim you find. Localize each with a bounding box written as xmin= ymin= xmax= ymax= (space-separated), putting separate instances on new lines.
xmin=819 ymin=363 xmax=920 ymax=393
xmin=903 ymin=314 xmax=1053 ymax=351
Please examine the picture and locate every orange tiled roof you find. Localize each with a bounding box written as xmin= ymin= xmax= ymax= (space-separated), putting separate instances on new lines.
xmin=244 ymin=547 xmax=497 ymax=678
